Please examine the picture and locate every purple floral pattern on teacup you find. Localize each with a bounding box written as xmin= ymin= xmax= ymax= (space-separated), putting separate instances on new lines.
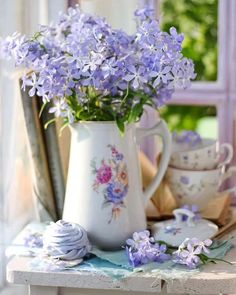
xmin=180 ymin=176 xmax=189 ymax=185
xmin=91 ymin=145 xmax=128 ymax=223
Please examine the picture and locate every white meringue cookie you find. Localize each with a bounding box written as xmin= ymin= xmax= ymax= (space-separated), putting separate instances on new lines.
xmin=43 ymin=220 xmax=91 ymax=260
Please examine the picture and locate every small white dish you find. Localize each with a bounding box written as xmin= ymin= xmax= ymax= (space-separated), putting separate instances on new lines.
xmin=151 ymin=208 xmax=218 ymax=247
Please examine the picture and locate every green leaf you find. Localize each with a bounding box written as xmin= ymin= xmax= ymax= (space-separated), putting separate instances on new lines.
xmin=116 ymin=117 xmax=125 ymax=135
xmin=128 ymin=103 xmax=144 ymax=123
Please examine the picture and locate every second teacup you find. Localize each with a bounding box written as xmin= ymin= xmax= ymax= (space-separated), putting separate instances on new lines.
xmin=165 ymin=165 xmax=236 ymax=210
xmin=170 ymin=138 xmax=233 ymax=170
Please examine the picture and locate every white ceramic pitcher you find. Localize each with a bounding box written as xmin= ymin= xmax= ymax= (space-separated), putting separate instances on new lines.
xmin=63 ymin=120 xmax=171 ymax=249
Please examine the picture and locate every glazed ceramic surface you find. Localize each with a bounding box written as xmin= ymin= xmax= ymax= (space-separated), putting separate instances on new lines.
xmin=165 ymin=166 xmax=236 ymax=210
xmin=170 ymin=138 xmax=233 ymax=170
xmin=151 ymin=208 xmax=218 ymax=246
xmin=63 ymin=120 xmax=171 ymax=249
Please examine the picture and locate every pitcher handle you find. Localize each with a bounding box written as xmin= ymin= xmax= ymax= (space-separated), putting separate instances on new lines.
xmin=136 ymin=119 xmax=172 ymax=205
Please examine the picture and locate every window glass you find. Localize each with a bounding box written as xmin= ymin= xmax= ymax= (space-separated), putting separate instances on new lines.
xmin=161 ymin=0 xmax=218 ymax=81
xmin=160 ymin=105 xmax=217 ymax=138
xmin=79 ymin=0 xmax=138 ymax=34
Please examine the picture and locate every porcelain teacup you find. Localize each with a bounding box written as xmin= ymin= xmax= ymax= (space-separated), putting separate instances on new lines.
xmin=170 ymin=138 xmax=233 ymax=170
xmin=165 ymin=165 xmax=236 ymax=210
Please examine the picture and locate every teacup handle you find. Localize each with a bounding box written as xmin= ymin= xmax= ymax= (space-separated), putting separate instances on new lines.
xmin=173 ymin=208 xmax=195 ymax=227
xmin=218 ymin=143 xmax=233 ymax=167
xmin=216 ymin=166 xmax=236 ymax=196
xmin=136 ymin=119 xmax=171 ymax=205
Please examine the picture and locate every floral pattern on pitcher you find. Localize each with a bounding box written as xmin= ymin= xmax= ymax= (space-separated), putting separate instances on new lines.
xmin=91 ymin=145 xmax=128 ymax=223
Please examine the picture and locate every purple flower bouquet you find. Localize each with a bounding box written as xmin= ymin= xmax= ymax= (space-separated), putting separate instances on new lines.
xmin=1 ymin=5 xmax=196 ymax=132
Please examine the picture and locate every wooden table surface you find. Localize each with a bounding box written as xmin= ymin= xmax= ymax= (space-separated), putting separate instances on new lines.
xmin=6 ymin=229 xmax=236 ymax=295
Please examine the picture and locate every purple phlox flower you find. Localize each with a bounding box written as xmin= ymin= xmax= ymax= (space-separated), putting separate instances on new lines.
xmin=23 ymin=231 xmax=43 ymax=248
xmin=124 ymin=65 xmax=148 ymax=90
xmin=109 ymin=30 xmax=132 ymax=54
xmin=136 ymin=20 xmax=160 ymax=44
xmin=1 ymin=5 xmax=196 ymax=123
xmin=21 ymin=73 xmax=41 ymax=97
xmin=1 ymin=32 xmax=29 ymax=63
xmin=101 ymin=57 xmax=117 ymax=79
xmin=65 ymin=108 xmax=75 ymax=124
xmin=62 ymin=79 xmax=75 ymax=97
xmin=146 ymin=243 xmax=171 ymax=263
xmin=134 ymin=7 xmax=155 ymax=21
xmin=126 ymin=230 xmax=154 ymax=248
xmin=35 ymin=75 xmax=53 ymax=102
xmin=173 ymin=237 xmax=213 ymax=269
xmin=168 ymin=60 xmax=196 ymax=89
xmin=190 ymin=238 xmax=212 ymax=254
xmin=153 ymin=86 xmax=174 ymax=107
xmin=173 ymin=242 xmax=200 ymax=269
xmin=150 ymin=66 xmax=173 ymax=88
xmin=169 ymin=27 xmax=184 ymax=49
xmin=126 ymin=230 xmax=170 ymax=267
xmin=82 ymin=51 xmax=104 ymax=72
xmin=173 ymin=238 xmax=189 ymax=258
xmin=81 ymin=70 xmax=102 ymax=89
xmin=49 ymin=98 xmax=68 ymax=117
xmin=31 ymin=54 xmax=49 ymax=71
xmin=167 ymin=65 xmax=183 ymax=89
xmin=181 ymin=58 xmax=197 ymax=81
xmin=126 ymin=245 xmax=149 ymax=267
xmin=58 ymin=5 xmax=82 ymax=31
xmin=0 ymin=32 xmax=19 ymax=59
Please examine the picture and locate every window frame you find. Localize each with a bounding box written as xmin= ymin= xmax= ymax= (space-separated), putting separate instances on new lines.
xmin=155 ymin=0 xmax=236 ymax=202
xmin=164 ymin=0 xmax=236 ymax=145
xmin=0 ymin=1 xmax=68 ymax=289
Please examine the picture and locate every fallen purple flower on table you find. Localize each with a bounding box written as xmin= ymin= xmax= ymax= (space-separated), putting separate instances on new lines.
xmin=173 ymin=238 xmax=212 ymax=269
xmin=126 ymin=230 xmax=171 ymax=267
xmin=23 ymin=231 xmax=43 ymax=248
xmin=190 ymin=237 xmax=212 ymax=254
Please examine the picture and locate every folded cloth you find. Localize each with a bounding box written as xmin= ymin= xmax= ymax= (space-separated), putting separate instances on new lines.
xmin=90 ymin=247 xmax=132 ymax=270
xmin=208 ymin=239 xmax=234 ymax=259
xmin=28 ymin=240 xmax=233 ymax=281
xmin=82 ymin=257 xmax=132 ymax=279
xmin=90 ymin=240 xmax=233 ymax=277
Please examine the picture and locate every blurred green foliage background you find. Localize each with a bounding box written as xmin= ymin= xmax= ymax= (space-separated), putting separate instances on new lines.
xmin=159 ymin=0 xmax=218 ymax=136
